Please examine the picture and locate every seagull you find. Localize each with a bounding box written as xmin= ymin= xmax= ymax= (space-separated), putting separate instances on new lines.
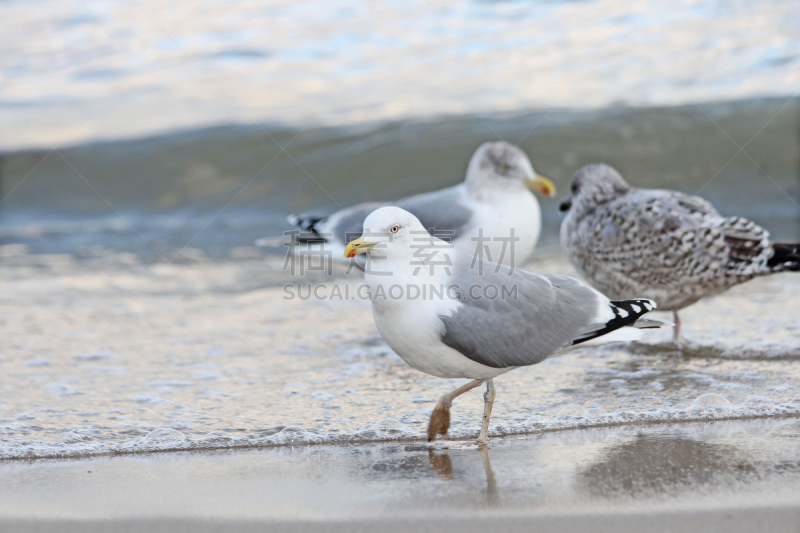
xmin=559 ymin=164 xmax=800 ymax=342
xmin=286 ymin=141 xmax=556 ymax=266
xmin=344 ymin=206 xmax=670 ymax=445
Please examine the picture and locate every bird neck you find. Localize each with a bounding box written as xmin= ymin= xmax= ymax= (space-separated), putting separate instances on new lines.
xmin=364 ymin=246 xmax=459 ymax=293
xmin=466 ymin=179 xmax=527 ymax=202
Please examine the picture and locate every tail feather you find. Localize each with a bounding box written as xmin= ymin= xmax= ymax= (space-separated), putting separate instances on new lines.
xmin=288 ymin=214 xmax=326 ymax=234
xmin=631 ymin=317 xmax=673 ymax=329
xmin=767 ymin=243 xmax=800 ymax=271
xmin=287 ymin=214 xmax=329 ymax=243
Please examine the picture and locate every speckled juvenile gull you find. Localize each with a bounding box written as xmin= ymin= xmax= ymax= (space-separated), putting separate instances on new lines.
xmin=284 ymin=141 xmax=556 ymax=267
xmin=559 ymin=164 xmax=800 ymax=341
xmin=344 ymin=206 xmax=670 ymax=445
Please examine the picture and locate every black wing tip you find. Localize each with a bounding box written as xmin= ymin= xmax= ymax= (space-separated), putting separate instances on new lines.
xmin=606 ymin=299 xmax=657 ymax=330
xmin=287 ymin=214 xmax=327 ymax=236
xmin=609 ymin=298 xmax=657 ymax=314
xmin=572 ymin=298 xmax=656 ymax=346
xmin=768 ymin=242 xmax=800 ymax=271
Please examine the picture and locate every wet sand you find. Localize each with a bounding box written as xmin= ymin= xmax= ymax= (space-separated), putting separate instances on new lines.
xmin=5 ymin=507 xmax=800 ymax=533
xmin=2 ymin=418 xmax=800 ymax=532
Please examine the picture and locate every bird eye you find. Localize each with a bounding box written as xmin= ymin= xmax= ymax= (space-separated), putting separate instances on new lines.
xmin=390 ymin=225 xmax=400 ymax=234
xmin=498 ymin=163 xmax=509 ymax=172
xmin=571 ymin=183 xmax=579 ymax=194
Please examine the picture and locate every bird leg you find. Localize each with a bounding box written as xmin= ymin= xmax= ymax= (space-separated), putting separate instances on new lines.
xmin=478 ymin=379 xmax=496 ymax=446
xmin=427 ymin=379 xmax=484 ymax=442
xmin=673 ymin=310 xmax=682 ymax=344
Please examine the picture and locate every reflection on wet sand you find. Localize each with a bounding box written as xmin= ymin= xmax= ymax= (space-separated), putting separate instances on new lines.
xmin=355 ymin=419 xmax=800 ymax=512
xmin=479 ymin=447 xmax=499 ymax=506
xmin=427 ymin=449 xmax=454 ymax=480
xmin=427 ymin=447 xmax=499 ymax=506
xmin=361 ymin=444 xmax=502 ymax=506
xmin=579 ymin=434 xmax=757 ymax=498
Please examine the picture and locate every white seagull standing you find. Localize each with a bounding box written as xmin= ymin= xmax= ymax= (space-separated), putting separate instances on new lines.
xmin=345 ymin=206 xmax=671 ymax=445
xmin=559 ymin=164 xmax=800 ymax=341
xmin=288 ymin=141 xmax=556 ymax=267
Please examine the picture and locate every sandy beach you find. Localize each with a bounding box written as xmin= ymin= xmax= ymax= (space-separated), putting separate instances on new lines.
xmin=1 ymin=248 xmax=799 ymax=531
xmin=2 ymin=418 xmax=800 ymax=532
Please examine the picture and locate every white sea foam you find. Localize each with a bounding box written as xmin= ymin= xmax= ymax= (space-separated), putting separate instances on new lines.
xmin=1 ymin=394 xmax=797 ymax=460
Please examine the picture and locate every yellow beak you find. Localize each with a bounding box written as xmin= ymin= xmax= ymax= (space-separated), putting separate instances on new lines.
xmin=344 ymin=236 xmax=377 ymax=258
xmin=525 ymin=174 xmax=557 ymax=197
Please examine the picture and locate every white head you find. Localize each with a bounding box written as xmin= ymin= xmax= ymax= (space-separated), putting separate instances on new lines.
xmin=464 ymin=141 xmax=556 ymax=197
xmin=344 ymin=206 xmax=437 ymax=264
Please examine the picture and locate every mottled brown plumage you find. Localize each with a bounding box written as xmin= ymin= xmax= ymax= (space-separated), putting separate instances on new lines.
xmin=560 ymin=164 xmax=799 ymax=339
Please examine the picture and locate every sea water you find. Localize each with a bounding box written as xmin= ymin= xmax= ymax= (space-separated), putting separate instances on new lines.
xmin=0 ymin=249 xmax=798 ymax=459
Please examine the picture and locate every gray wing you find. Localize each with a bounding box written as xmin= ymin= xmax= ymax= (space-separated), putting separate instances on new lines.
xmin=396 ymin=186 xmax=473 ymax=241
xmin=324 ymin=186 xmax=473 ymax=244
xmin=325 ymin=202 xmax=386 ymax=245
xmin=438 ymin=259 xmax=608 ymax=368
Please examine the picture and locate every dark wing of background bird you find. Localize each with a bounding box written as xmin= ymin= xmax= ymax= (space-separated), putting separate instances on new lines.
xmin=292 ymin=186 xmax=474 ymax=245
xmin=396 ymin=187 xmax=473 ymax=243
